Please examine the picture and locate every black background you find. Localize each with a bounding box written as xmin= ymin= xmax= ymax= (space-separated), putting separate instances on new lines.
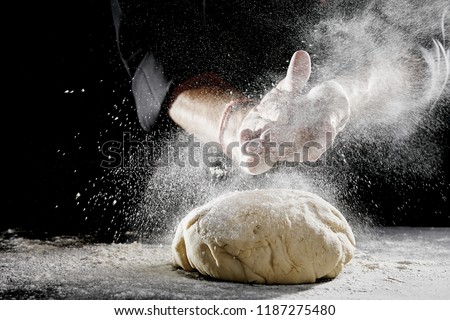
xmin=4 ymin=1 xmax=138 ymax=240
xmin=3 ymin=1 xmax=449 ymax=242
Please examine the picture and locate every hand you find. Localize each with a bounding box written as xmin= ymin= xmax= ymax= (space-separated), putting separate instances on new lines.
xmin=236 ymin=50 xmax=350 ymax=175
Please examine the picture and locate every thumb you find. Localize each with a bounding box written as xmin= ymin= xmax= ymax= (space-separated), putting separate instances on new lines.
xmin=280 ymin=50 xmax=311 ymax=92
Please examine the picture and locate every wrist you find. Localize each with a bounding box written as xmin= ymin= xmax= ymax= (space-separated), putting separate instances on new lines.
xmin=219 ymin=99 xmax=255 ymax=158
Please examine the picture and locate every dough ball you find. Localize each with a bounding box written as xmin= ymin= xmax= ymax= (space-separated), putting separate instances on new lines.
xmin=172 ymin=189 xmax=355 ymax=284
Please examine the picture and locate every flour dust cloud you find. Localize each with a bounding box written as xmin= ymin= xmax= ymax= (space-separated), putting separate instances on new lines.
xmin=104 ymin=0 xmax=449 ymax=243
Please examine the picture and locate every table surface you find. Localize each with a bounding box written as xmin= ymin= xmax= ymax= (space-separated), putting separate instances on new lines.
xmin=1 ymin=227 xmax=449 ymax=299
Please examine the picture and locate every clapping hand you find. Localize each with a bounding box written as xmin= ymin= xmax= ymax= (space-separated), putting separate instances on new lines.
xmin=236 ymin=51 xmax=350 ymax=175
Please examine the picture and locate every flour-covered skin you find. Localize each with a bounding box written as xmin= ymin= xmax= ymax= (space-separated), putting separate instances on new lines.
xmin=237 ymin=52 xmax=350 ymax=174
xmin=169 ymin=51 xmax=351 ymax=175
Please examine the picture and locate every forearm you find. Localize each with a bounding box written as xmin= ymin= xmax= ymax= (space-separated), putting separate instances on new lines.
xmin=168 ymin=76 xmax=251 ymax=150
xmin=169 ymin=87 xmax=236 ymax=142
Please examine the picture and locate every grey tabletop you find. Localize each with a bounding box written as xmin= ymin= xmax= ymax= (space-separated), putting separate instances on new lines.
xmin=1 ymin=227 xmax=449 ymax=300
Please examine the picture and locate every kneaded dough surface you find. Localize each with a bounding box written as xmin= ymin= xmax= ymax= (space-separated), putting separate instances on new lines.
xmin=172 ymin=189 xmax=355 ymax=284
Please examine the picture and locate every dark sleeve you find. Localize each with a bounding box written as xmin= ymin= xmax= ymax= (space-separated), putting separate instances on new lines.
xmin=110 ymin=0 xmax=206 ymax=132
xmin=111 ymin=0 xmax=161 ymax=77
xmin=110 ymin=1 xmax=172 ymax=131
xmin=131 ymin=53 xmax=172 ymax=131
